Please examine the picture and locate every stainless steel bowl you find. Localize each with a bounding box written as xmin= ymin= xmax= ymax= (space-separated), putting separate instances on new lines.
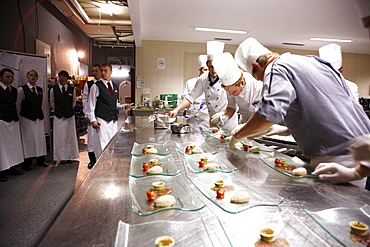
xmin=170 ymin=124 xmax=190 ymax=134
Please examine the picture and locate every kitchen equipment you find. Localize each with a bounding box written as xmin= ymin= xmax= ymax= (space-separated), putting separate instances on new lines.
xmin=170 ymin=124 xmax=190 ymax=134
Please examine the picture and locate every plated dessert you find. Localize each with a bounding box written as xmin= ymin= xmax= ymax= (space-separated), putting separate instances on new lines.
xmin=260 ymin=157 xmax=314 ymax=179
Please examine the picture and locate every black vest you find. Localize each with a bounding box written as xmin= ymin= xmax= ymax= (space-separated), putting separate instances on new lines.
xmin=0 ymin=85 xmax=19 ymax=122
xmin=95 ymin=80 xmax=118 ymax=122
xmin=87 ymin=80 xmax=95 ymax=92
xmin=53 ymin=84 xmax=75 ymax=119
xmin=20 ymin=85 xmax=44 ymax=121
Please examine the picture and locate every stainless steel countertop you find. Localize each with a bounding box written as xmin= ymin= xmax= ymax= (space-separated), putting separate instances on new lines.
xmin=39 ymin=116 xmax=370 ymax=247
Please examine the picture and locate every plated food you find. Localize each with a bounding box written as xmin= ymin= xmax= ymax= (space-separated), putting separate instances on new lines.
xmin=175 ymin=142 xmax=217 ymax=155
xmin=131 ymin=142 xmax=170 ymax=156
xmin=155 ymin=236 xmax=175 ymax=247
xmin=130 ymin=154 xmax=180 ymax=178
xmin=142 ymin=145 xmax=158 ymax=154
xmin=184 ymin=153 xmax=237 ymax=174
xmin=185 ymin=145 xmax=204 ymax=154
xmin=260 ymin=157 xmax=315 ymax=179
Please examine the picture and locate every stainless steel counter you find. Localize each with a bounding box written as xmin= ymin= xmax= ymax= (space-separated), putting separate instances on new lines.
xmin=39 ymin=116 xmax=369 ymax=247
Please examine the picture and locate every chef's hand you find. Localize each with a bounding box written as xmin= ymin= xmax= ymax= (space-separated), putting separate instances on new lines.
xmin=92 ymin=121 xmax=101 ymax=129
xmin=263 ymin=124 xmax=291 ymax=136
xmin=348 ymin=134 xmax=370 ymax=161
xmin=210 ymin=112 xmax=229 ymax=126
xmin=169 ymin=110 xmax=178 ymax=118
xmin=312 ymin=162 xmax=362 ymax=183
xmin=229 ymin=135 xmax=248 ymax=151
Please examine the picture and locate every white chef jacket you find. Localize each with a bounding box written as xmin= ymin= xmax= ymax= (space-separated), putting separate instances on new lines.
xmin=82 ymin=79 xmax=98 ymax=153
xmin=345 ymin=79 xmax=359 ymax=100
xmin=16 ymin=83 xmax=47 ymax=158
xmin=86 ymin=79 xmax=124 ymax=158
xmin=185 ymin=72 xmax=237 ymax=131
xmin=227 ymin=72 xmax=263 ymax=123
xmin=49 ymin=84 xmax=79 ymax=161
xmin=0 ymin=82 xmax=24 ymax=170
xmin=181 ymin=77 xmax=209 ymax=130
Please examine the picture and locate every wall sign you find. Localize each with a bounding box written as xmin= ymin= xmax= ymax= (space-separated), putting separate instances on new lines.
xmin=157 ymin=58 xmax=165 ymax=69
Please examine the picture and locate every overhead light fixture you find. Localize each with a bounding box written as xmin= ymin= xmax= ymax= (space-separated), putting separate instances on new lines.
xmin=77 ymin=51 xmax=84 ymax=58
xmin=194 ymin=27 xmax=248 ymax=35
xmin=309 ymin=37 xmax=355 ymax=43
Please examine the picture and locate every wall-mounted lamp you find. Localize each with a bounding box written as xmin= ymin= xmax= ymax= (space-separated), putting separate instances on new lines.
xmin=77 ymin=51 xmax=85 ymax=58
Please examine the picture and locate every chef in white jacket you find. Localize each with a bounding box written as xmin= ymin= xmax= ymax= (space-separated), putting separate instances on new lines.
xmin=181 ymin=55 xmax=209 ymax=130
xmin=319 ymin=43 xmax=359 ymax=100
xmin=170 ymin=41 xmax=238 ymax=131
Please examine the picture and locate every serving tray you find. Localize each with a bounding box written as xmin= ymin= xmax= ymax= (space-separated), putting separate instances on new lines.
xmin=306 ymin=204 xmax=370 ymax=247
xmin=129 ymin=154 xmax=181 ymax=178
xmin=188 ymin=172 xmax=284 ymax=214
xmin=260 ymin=156 xmax=318 ymax=179
xmin=183 ymin=153 xmax=237 ymax=173
xmin=131 ymin=142 xmax=170 ymax=156
xmin=129 ymin=174 xmax=205 ymax=216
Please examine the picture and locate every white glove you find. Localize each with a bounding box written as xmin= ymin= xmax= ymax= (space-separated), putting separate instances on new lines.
xmin=312 ymin=162 xmax=362 ymax=183
xmin=229 ymin=135 xmax=248 ymax=151
xmin=348 ymin=134 xmax=370 ymax=162
xmin=211 ymin=112 xmax=229 ymax=126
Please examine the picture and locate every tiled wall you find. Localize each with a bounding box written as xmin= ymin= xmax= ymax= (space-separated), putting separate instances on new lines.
xmin=135 ymin=40 xmax=370 ymax=104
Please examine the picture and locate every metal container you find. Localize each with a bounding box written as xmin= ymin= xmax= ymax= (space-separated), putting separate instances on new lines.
xmin=170 ymin=124 xmax=190 ymax=134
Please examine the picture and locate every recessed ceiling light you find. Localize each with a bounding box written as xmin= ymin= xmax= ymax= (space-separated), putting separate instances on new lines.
xmin=309 ymin=37 xmax=355 ymax=43
xmin=194 ymin=27 xmax=248 ymax=35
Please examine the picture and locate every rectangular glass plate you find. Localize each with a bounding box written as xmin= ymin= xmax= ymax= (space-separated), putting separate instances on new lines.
xmin=131 ymin=142 xmax=170 ymax=156
xmin=129 ymin=154 xmax=181 ymax=178
xmin=222 ymin=208 xmax=329 ymax=246
xmin=188 ymin=172 xmax=284 ymax=214
xmin=114 ymin=215 xmax=232 ymax=247
xmin=175 ymin=141 xmax=218 ymax=155
xmin=129 ymin=174 xmax=206 ymax=216
xmin=260 ymin=156 xmax=318 ymax=179
xmin=204 ymin=127 xmax=228 ymax=134
xmin=206 ymin=131 xmax=232 ymax=142
xmin=234 ymin=139 xmax=274 ymax=154
xmin=184 ymin=153 xmax=237 ymax=173
xmin=306 ymin=204 xmax=370 ymax=247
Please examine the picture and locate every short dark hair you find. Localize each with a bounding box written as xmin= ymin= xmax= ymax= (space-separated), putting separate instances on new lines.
xmin=0 ymin=68 xmax=14 ymax=77
xmin=101 ymin=62 xmax=112 ymax=70
xmin=58 ymin=70 xmax=70 ymax=78
xmin=92 ymin=63 xmax=100 ymax=68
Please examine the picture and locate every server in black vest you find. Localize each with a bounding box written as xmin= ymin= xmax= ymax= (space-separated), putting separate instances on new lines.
xmin=49 ymin=70 xmax=79 ymax=164
xmin=16 ymin=70 xmax=48 ymax=170
xmin=86 ymin=63 xmax=124 ymax=158
xmin=82 ymin=64 xmax=101 ymax=169
xmin=0 ymin=68 xmax=24 ymax=181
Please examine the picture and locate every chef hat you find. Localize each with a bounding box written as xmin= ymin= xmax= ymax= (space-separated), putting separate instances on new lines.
xmin=198 ymin=55 xmax=207 ymax=68
xmin=213 ymin=52 xmax=242 ymax=87
xmin=318 ymin=43 xmax=342 ymax=70
xmin=207 ymin=41 xmax=225 ymax=60
xmin=235 ymin=37 xmax=271 ymax=74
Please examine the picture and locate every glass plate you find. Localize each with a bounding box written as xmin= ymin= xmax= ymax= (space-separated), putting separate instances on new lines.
xmin=183 ymin=153 xmax=237 ymax=173
xmin=306 ymin=204 xmax=370 ymax=247
xmin=131 ymin=142 xmax=170 ymax=156
xmin=129 ymin=174 xmax=206 ymax=216
xmin=206 ymin=131 xmax=233 ymax=142
xmin=204 ymin=127 xmax=227 ymax=134
xmin=188 ymin=172 xmax=284 ymax=214
xmin=222 ymin=208 xmax=329 ymax=247
xmin=260 ymin=156 xmax=318 ymax=179
xmin=129 ymin=154 xmax=181 ymax=178
xmin=234 ymin=139 xmax=274 ymax=154
xmin=175 ymin=141 xmax=218 ymax=155
xmin=114 ymin=215 xmax=232 ymax=247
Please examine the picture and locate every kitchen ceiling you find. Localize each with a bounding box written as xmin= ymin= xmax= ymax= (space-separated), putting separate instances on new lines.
xmin=54 ymin=0 xmax=370 ymax=54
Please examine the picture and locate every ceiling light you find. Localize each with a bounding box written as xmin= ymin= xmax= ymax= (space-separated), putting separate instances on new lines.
xmin=194 ymin=27 xmax=248 ymax=35
xmin=309 ymin=37 xmax=355 ymax=43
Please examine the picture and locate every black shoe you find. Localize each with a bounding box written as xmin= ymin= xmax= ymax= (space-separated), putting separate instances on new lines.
xmin=0 ymin=172 xmax=8 ymax=182
xmin=60 ymin=160 xmax=67 ymax=165
xmin=66 ymin=160 xmax=73 ymax=164
xmin=87 ymin=163 xmax=95 ymax=169
xmin=6 ymin=167 xmax=24 ymax=175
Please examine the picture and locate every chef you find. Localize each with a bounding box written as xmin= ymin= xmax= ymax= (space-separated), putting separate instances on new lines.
xmin=16 ymin=70 xmax=48 ymax=170
xmin=231 ymin=37 xmax=370 ymax=168
xmin=212 ymin=52 xmax=289 ymax=136
xmin=0 ymin=68 xmax=24 ymax=181
xmin=319 ymin=43 xmax=359 ymax=100
xmin=82 ymin=63 xmax=101 ymax=169
xmin=170 ymin=41 xmax=238 ymax=131
xmin=49 ymin=70 xmax=79 ymax=164
xmin=181 ymin=55 xmax=209 ymax=130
